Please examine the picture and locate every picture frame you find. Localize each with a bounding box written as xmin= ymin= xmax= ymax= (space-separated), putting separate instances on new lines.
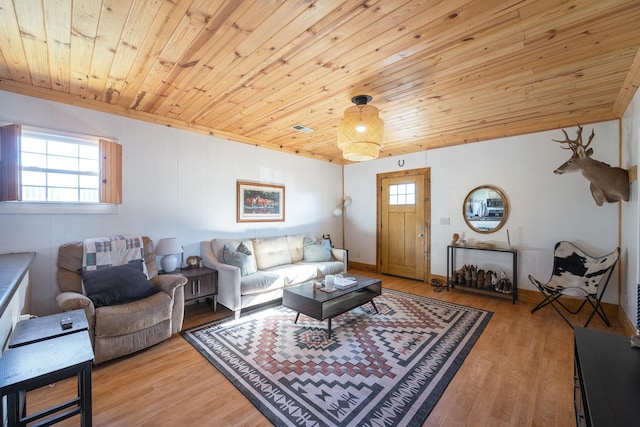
xmin=237 ymin=181 xmax=285 ymax=222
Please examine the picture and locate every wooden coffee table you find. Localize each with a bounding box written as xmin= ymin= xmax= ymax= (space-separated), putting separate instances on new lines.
xmin=282 ymin=275 xmax=381 ymax=337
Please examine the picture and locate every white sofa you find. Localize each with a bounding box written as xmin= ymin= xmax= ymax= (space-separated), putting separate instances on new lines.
xmin=201 ymin=233 xmax=347 ymax=318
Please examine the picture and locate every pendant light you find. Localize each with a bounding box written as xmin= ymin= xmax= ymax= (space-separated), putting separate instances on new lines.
xmin=337 ymin=95 xmax=384 ymax=161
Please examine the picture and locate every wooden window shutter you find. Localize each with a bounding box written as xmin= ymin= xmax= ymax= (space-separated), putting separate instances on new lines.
xmin=0 ymin=124 xmax=22 ymax=201
xmin=99 ymin=138 xmax=122 ymax=204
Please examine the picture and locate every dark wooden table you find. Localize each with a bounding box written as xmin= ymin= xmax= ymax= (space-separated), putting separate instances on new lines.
xmin=282 ymin=275 xmax=381 ymax=337
xmin=574 ymin=327 xmax=640 ymax=426
xmin=9 ymin=309 xmax=89 ymax=348
xmin=180 ymin=267 xmax=218 ymax=312
xmin=1 ymin=310 xmax=93 ymax=425
xmin=0 ymin=331 xmax=94 ymax=426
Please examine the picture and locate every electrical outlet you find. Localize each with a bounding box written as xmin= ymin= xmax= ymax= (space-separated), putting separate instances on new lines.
xmin=440 ymin=217 xmax=450 ymax=225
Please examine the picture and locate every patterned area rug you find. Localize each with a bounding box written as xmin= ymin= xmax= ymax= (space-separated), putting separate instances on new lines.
xmin=182 ymin=289 xmax=492 ymax=426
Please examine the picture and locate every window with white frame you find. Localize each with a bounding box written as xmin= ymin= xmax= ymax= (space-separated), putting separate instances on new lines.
xmin=389 ymin=182 xmax=416 ymax=205
xmin=21 ymin=130 xmax=100 ymax=202
xmin=0 ymin=123 xmax=121 ymax=205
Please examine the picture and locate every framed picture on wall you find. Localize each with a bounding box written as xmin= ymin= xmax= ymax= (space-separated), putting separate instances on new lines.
xmin=236 ymin=181 xmax=285 ymax=222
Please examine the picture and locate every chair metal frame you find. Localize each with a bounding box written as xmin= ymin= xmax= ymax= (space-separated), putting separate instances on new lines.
xmin=529 ymin=241 xmax=620 ymax=328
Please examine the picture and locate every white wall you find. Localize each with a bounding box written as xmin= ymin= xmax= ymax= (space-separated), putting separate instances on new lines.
xmin=345 ymin=121 xmax=624 ymax=306
xmin=1 ymin=88 xmax=637 ymax=325
xmin=0 ymin=91 xmax=344 ymax=316
xmin=622 ymin=88 xmax=640 ymax=328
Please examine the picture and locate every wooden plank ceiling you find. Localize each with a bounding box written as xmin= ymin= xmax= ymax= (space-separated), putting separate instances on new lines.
xmin=1 ymin=0 xmax=639 ymax=164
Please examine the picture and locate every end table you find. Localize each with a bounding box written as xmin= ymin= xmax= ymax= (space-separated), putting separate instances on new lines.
xmin=180 ymin=267 xmax=218 ymax=312
xmin=9 ymin=309 xmax=88 ymax=348
xmin=0 ymin=312 xmax=94 ymax=427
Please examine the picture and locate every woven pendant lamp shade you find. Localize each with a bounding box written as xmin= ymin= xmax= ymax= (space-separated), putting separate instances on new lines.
xmin=337 ymin=95 xmax=384 ymax=161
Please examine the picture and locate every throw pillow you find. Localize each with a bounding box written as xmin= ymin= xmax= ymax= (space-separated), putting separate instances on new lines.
xmin=81 ymin=260 xmax=159 ymax=308
xmin=222 ymin=243 xmax=257 ymax=276
xmin=303 ymin=237 xmax=332 ymax=262
xmin=237 ymin=241 xmax=252 ymax=256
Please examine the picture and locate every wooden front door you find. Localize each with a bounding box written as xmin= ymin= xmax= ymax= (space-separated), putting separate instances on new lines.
xmin=378 ymin=169 xmax=430 ymax=281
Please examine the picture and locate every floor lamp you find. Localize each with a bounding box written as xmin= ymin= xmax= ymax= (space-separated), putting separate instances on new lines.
xmin=333 ymin=195 xmax=352 ymax=249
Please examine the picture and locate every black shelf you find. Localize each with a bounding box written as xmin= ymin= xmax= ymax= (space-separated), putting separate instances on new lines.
xmin=446 ymin=244 xmax=518 ymax=303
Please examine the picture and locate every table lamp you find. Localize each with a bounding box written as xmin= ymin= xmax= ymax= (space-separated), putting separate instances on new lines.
xmin=156 ymin=237 xmax=182 ymax=273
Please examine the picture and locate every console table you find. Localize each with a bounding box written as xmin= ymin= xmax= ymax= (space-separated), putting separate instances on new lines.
xmin=574 ymin=327 xmax=640 ymax=426
xmin=447 ymin=244 xmax=518 ymax=303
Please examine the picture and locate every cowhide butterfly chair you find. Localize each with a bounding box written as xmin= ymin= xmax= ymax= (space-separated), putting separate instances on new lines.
xmin=529 ymin=241 xmax=620 ymax=328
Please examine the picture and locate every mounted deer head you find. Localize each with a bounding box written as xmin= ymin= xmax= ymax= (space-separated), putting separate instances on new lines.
xmin=553 ymin=126 xmax=629 ymax=206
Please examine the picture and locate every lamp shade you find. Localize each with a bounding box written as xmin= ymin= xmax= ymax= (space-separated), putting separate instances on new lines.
xmin=156 ymin=238 xmax=182 ymax=273
xmin=337 ymin=96 xmax=384 ymax=161
xmin=332 ymin=195 xmax=352 ymax=216
xmin=155 ymin=238 xmax=182 ymax=255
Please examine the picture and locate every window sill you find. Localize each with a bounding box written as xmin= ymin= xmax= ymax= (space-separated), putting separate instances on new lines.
xmin=0 ymin=202 xmax=120 ymax=215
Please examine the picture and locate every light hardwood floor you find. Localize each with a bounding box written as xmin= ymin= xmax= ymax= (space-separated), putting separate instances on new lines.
xmin=28 ymin=271 xmax=626 ymax=426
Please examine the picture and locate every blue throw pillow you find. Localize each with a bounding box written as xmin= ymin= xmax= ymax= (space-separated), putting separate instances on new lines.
xmin=81 ymin=260 xmax=159 ymax=308
xmin=222 ymin=243 xmax=257 ymax=276
xmin=303 ymin=237 xmax=332 ymax=262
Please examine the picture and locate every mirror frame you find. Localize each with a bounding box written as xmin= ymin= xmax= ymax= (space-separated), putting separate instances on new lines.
xmin=462 ymin=185 xmax=509 ymax=234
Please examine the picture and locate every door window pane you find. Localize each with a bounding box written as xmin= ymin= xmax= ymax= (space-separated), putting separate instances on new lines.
xmin=389 ymin=182 xmax=416 ymax=206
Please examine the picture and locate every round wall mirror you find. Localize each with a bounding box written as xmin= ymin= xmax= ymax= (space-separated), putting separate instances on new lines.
xmin=463 ymin=185 xmax=509 ymax=234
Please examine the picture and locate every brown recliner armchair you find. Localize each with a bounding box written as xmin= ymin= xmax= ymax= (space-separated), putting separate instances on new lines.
xmin=56 ymin=236 xmax=187 ymax=364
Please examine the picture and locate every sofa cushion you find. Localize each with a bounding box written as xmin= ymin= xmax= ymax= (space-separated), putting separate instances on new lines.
xmin=81 ymin=261 xmax=159 ymax=308
xmin=252 ymin=236 xmax=292 ymax=270
xmin=94 ymin=291 xmax=172 ymax=337
xmin=303 ymin=236 xmax=332 ymax=262
xmin=287 ymin=233 xmax=308 ymax=263
xmin=222 ymin=243 xmax=258 ymax=276
xmin=267 ymin=263 xmax=318 ymax=286
xmin=94 ymin=319 xmax=171 ymax=364
xmin=299 ymin=260 xmax=345 ymax=277
xmin=240 ymin=271 xmax=283 ymax=295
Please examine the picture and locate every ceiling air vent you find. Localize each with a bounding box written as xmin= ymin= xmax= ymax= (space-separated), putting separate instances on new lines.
xmin=291 ymin=124 xmax=314 ymax=133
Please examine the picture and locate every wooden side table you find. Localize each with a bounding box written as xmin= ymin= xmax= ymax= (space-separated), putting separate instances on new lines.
xmin=9 ymin=309 xmax=88 ymax=348
xmin=180 ymin=267 xmax=218 ymax=312
xmin=0 ymin=331 xmax=94 ymax=426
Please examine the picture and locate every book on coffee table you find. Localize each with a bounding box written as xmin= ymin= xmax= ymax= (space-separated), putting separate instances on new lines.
xmin=334 ymin=278 xmax=357 ymax=289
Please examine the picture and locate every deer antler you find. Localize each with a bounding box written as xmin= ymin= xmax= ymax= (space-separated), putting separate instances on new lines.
xmin=553 ymin=126 xmax=585 ymax=152
xmin=584 ymin=128 xmax=595 ymax=151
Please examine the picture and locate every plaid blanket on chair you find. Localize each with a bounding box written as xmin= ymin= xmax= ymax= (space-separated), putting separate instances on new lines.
xmin=82 ymin=235 xmax=147 ymax=277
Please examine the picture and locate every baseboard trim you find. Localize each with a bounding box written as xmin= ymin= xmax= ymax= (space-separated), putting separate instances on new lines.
xmin=348 ymin=261 xmax=376 ymax=273
xmin=432 ymin=273 xmax=622 ymax=320
xmin=363 ymin=271 xmax=627 ymax=330
xmin=619 ymin=310 xmax=636 ymax=336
